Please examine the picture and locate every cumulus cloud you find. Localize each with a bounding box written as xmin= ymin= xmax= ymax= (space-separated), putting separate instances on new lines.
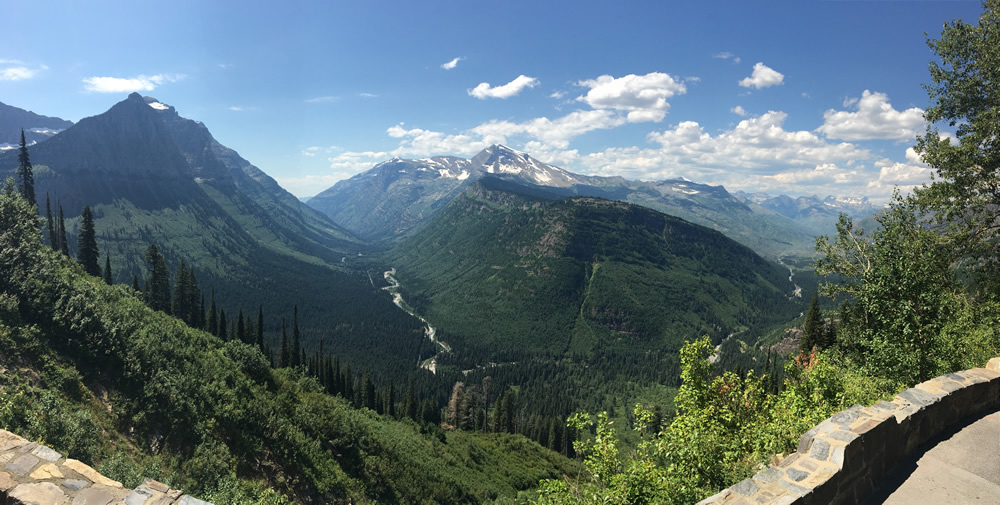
xmin=441 ymin=57 xmax=463 ymax=70
xmin=816 ymin=90 xmax=925 ymax=141
xmin=83 ymin=74 xmax=183 ymax=93
xmin=576 ymin=72 xmax=686 ymax=122
xmin=713 ymin=52 xmax=741 ymax=64
xmin=731 ymin=105 xmax=747 ymax=116
xmin=1 ymin=66 xmax=38 ymax=81
xmin=468 ymin=75 xmax=539 ymax=99
xmin=739 ymin=62 xmax=784 ymax=89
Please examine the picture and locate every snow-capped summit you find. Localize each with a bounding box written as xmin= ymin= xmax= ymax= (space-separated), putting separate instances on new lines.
xmin=470 ymin=144 xmax=588 ymax=188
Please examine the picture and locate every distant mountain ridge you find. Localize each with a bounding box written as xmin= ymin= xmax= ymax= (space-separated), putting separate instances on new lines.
xmin=309 ymin=144 xmax=858 ymax=259
xmin=0 ymin=101 xmax=74 ymax=149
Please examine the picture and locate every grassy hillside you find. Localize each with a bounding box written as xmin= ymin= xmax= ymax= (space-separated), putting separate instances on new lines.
xmin=0 ymin=181 xmax=578 ymax=504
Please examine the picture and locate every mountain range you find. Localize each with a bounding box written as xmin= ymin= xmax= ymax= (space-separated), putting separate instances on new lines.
xmin=0 ymin=101 xmax=74 ymax=149
xmin=308 ymin=144 xmax=866 ymax=261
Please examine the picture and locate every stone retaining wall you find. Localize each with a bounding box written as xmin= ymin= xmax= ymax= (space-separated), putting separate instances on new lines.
xmin=0 ymin=429 xmax=213 ymax=505
xmin=698 ymin=357 xmax=1000 ymax=505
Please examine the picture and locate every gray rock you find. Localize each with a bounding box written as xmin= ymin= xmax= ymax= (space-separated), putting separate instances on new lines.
xmin=71 ymin=487 xmax=118 ymax=505
xmin=123 ymin=486 xmax=153 ymax=505
xmin=755 ymin=466 xmax=783 ymax=484
xmin=899 ymin=388 xmax=938 ymax=406
xmin=732 ymin=478 xmax=758 ymax=496
xmin=61 ymin=478 xmax=90 ymax=491
xmin=779 ymin=479 xmax=810 ymax=496
xmin=31 ymin=445 xmax=62 ymax=462
xmin=6 ymin=453 xmax=40 ymax=476
xmin=810 ymin=438 xmax=831 ymax=461
xmin=786 ymin=468 xmax=809 ymax=481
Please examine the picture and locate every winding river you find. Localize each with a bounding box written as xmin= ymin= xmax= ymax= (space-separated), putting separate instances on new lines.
xmin=382 ymin=268 xmax=451 ymax=373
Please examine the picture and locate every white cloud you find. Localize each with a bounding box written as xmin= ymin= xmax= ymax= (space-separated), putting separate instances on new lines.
xmin=359 ymin=92 xmax=378 ymax=98
xmin=816 ymin=90 xmax=925 ymax=141
xmin=306 ymin=96 xmax=338 ymax=103
xmin=1 ymin=66 xmax=38 ymax=81
xmin=302 ymin=146 xmax=321 ymax=157
xmin=468 ymin=75 xmax=539 ymax=99
xmin=550 ymin=91 xmax=566 ymax=100
xmin=83 ymin=74 xmax=183 ymax=93
xmin=576 ymin=72 xmax=686 ymax=123
xmin=441 ymin=57 xmax=463 ymax=70
xmin=713 ymin=52 xmax=741 ymax=64
xmin=731 ymin=105 xmax=747 ymax=116
xmin=229 ymin=106 xmax=244 ymax=112
xmin=739 ymin=62 xmax=784 ymax=89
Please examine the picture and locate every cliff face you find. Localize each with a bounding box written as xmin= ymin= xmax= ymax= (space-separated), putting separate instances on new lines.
xmin=0 ymin=429 xmax=213 ymax=504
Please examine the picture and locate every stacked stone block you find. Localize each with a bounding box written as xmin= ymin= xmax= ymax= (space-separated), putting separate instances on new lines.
xmin=698 ymin=357 xmax=1000 ymax=505
xmin=0 ymin=430 xmax=213 ymax=505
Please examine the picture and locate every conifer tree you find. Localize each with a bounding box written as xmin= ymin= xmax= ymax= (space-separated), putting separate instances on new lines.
xmin=103 ymin=255 xmax=113 ymax=285
xmin=218 ymin=308 xmax=228 ymax=341
xmin=236 ymin=308 xmax=247 ymax=344
xmin=77 ymin=206 xmax=101 ymax=276
xmin=144 ymin=244 xmax=171 ymax=313
xmin=800 ymin=293 xmax=822 ymax=352
xmin=131 ymin=274 xmax=140 ymax=292
xmin=256 ymin=305 xmax=265 ymax=354
xmin=292 ymin=305 xmax=301 ymax=367
xmin=362 ymin=370 xmax=376 ymax=411
xmin=56 ymin=204 xmax=69 ymax=256
xmin=279 ymin=318 xmax=289 ymax=368
xmin=208 ymin=290 xmax=218 ymax=335
xmin=173 ymin=261 xmax=190 ymax=320
xmin=45 ymin=195 xmax=55 ymax=250
xmin=16 ymin=130 xmax=35 ymax=207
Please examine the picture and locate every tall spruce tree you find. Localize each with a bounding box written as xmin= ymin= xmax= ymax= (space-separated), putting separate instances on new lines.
xmin=256 ymin=305 xmax=265 ymax=354
xmin=292 ymin=305 xmax=301 ymax=367
xmin=45 ymin=195 xmax=56 ymax=250
xmin=77 ymin=206 xmax=101 ymax=276
xmin=218 ymin=308 xmax=228 ymax=341
xmin=144 ymin=244 xmax=171 ymax=313
xmin=800 ymin=293 xmax=823 ymax=352
xmin=208 ymin=290 xmax=218 ymax=335
xmin=16 ymin=130 xmax=35 ymax=207
xmin=103 ymin=255 xmax=113 ymax=285
xmin=56 ymin=204 xmax=69 ymax=256
xmin=236 ymin=308 xmax=247 ymax=344
xmin=279 ymin=318 xmax=289 ymax=367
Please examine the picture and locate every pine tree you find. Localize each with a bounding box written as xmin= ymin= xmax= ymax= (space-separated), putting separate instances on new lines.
xmin=56 ymin=204 xmax=69 ymax=256
xmin=236 ymin=308 xmax=247 ymax=344
xmin=45 ymin=195 xmax=55 ymax=250
xmin=218 ymin=308 xmax=228 ymax=341
xmin=279 ymin=318 xmax=289 ymax=368
xmin=292 ymin=305 xmax=301 ymax=367
xmin=131 ymin=274 xmax=140 ymax=292
xmin=256 ymin=305 xmax=265 ymax=354
xmin=77 ymin=206 xmax=101 ymax=276
xmin=172 ymin=261 xmax=190 ymax=321
xmin=16 ymin=130 xmax=35 ymax=207
xmin=208 ymin=290 xmax=218 ymax=335
xmin=801 ymin=293 xmax=822 ymax=352
xmin=103 ymin=255 xmax=113 ymax=285
xmin=144 ymin=244 xmax=171 ymax=313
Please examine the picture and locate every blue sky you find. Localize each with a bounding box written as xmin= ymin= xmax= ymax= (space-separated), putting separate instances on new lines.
xmin=1 ymin=0 xmax=984 ymax=200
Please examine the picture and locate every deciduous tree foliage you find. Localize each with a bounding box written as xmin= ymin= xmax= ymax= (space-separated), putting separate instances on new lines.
xmin=914 ymin=0 xmax=1000 ymax=292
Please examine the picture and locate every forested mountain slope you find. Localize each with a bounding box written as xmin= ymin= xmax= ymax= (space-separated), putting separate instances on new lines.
xmin=0 ymin=182 xmax=579 ymax=504
xmin=393 ymin=177 xmax=798 ymax=357
xmin=0 ymin=94 xmax=425 ymax=377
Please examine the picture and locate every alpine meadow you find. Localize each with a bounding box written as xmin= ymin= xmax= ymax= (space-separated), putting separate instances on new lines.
xmin=1 ymin=1 xmax=999 ymax=504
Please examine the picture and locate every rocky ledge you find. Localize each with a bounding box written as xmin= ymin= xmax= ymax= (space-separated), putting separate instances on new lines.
xmin=0 ymin=429 xmax=213 ymax=505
